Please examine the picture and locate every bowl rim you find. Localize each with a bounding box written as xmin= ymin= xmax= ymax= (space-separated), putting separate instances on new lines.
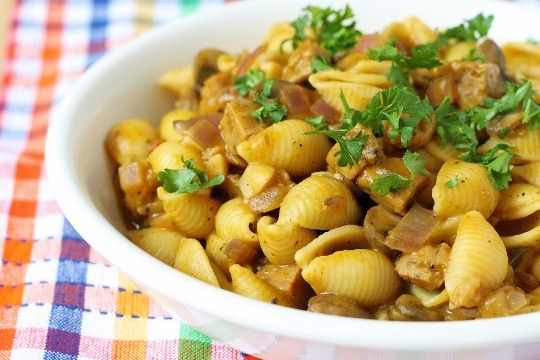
xmin=45 ymin=0 xmax=540 ymax=352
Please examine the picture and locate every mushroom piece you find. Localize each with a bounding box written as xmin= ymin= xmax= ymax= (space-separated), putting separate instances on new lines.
xmin=193 ymin=48 xmax=226 ymax=90
xmin=308 ymin=293 xmax=372 ymax=318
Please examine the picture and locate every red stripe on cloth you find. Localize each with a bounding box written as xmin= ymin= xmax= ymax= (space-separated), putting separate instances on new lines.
xmin=1 ymin=0 xmax=66 ymax=355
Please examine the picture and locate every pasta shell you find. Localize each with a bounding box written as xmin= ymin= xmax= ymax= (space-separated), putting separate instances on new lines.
xmin=278 ymin=174 xmax=361 ymax=230
xmin=432 ymin=160 xmax=499 ymax=219
xmin=174 ymin=238 xmax=219 ymax=287
xmin=148 ymin=140 xmax=204 ymax=174
xmin=210 ymin=260 xmax=232 ymax=291
xmin=126 ymin=228 xmax=184 ymax=266
xmin=106 ymin=118 xmax=159 ymax=165
xmin=309 ymin=70 xmax=389 ymax=111
xmin=262 ymin=22 xmax=295 ymax=53
xmin=215 ymin=198 xmax=260 ymax=246
xmin=494 ymin=183 xmax=540 ymax=221
xmin=302 ymin=249 xmax=400 ymax=307
xmin=512 ymin=162 xmax=540 ymax=186
xmin=502 ymin=42 xmax=540 ymax=80
xmin=157 ymin=187 xmax=220 ymax=239
xmin=158 ymin=65 xmax=194 ymax=96
xmin=205 ymin=233 xmax=236 ymax=278
xmin=258 ymin=216 xmax=317 ymax=265
xmin=424 ymin=140 xmax=461 ymax=162
xmin=294 ymin=225 xmax=367 ymax=269
xmin=347 ymin=59 xmax=391 ymax=75
xmin=230 ymin=264 xmax=295 ymax=307
xmin=236 ymin=120 xmax=331 ymax=177
xmin=499 ymin=211 xmax=540 ymax=248
xmin=444 ymin=211 xmax=508 ymax=308
xmin=532 ymin=254 xmax=540 ymax=283
xmin=410 ymin=285 xmax=449 ymax=308
xmin=382 ymin=17 xmax=436 ymax=48
xmin=159 ymin=109 xmax=197 ymax=141
xmin=479 ymin=126 xmax=540 ymax=162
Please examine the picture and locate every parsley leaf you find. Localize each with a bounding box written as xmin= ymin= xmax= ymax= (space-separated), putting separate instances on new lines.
xmin=304 ymin=115 xmax=328 ymax=130
xmin=435 ymin=97 xmax=478 ymax=151
xmin=445 ymin=175 xmax=459 ymax=188
xmin=366 ymin=86 xmax=434 ymax=147
xmin=477 ymin=144 xmax=515 ymax=190
xmin=437 ymin=13 xmax=494 ymax=44
xmin=311 ymin=56 xmax=335 ymax=73
xmin=371 ymin=173 xmax=412 ymax=196
xmin=371 ymin=150 xmax=426 ymax=196
xmin=287 ymin=5 xmax=360 ymax=55
xmin=368 ymin=43 xmax=441 ymax=69
xmin=463 ymin=48 xmax=486 ymax=62
xmin=387 ymin=63 xmax=411 ymax=88
xmin=339 ymin=90 xmax=363 ymax=130
xmin=157 ymin=158 xmax=224 ymax=194
xmin=403 ymin=150 xmax=428 ymax=176
xmin=306 ymin=128 xmax=368 ymax=167
xmin=467 ymin=81 xmax=538 ymax=130
xmin=234 ymin=69 xmax=265 ymax=96
xmin=251 ymin=80 xmax=288 ymax=123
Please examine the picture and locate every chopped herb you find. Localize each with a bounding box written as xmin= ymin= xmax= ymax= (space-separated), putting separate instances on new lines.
xmin=286 ymin=5 xmax=360 ymax=55
xmin=311 ymin=56 xmax=335 ymax=73
xmin=371 ymin=150 xmax=426 ymax=196
xmin=445 ymin=175 xmax=460 ymax=188
xmin=339 ymin=90 xmax=363 ymax=130
xmin=366 ymin=86 xmax=434 ymax=147
xmin=435 ymin=97 xmax=478 ymax=151
xmin=467 ymin=81 xmax=539 ymax=130
xmin=463 ymin=48 xmax=486 ymax=62
xmin=307 ymin=128 xmax=368 ymax=167
xmin=371 ymin=173 xmax=412 ymax=196
xmin=436 ymin=13 xmax=494 ymax=45
xmin=386 ymin=63 xmax=411 ymax=88
xmin=304 ymin=115 xmax=328 ymax=130
xmin=157 ymin=158 xmax=224 ymax=194
xmin=368 ymin=43 xmax=441 ymax=69
xmin=234 ymin=69 xmax=265 ymax=96
xmin=477 ymin=144 xmax=515 ymax=190
xmin=251 ymin=80 xmax=288 ymax=123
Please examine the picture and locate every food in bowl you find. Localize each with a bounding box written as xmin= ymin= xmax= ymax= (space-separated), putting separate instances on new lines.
xmin=105 ymin=4 xmax=540 ymax=321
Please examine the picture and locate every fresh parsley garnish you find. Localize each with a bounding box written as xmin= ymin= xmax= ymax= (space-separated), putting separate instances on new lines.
xmin=467 ymin=81 xmax=539 ymax=130
xmin=437 ymin=13 xmax=494 ymax=44
xmin=476 ymin=144 xmax=515 ymax=190
xmin=445 ymin=175 xmax=459 ymax=188
xmin=157 ymin=158 xmax=224 ymax=194
xmin=234 ymin=69 xmax=265 ymax=96
xmin=308 ymin=128 xmax=368 ymax=167
xmin=366 ymin=86 xmax=434 ymax=147
xmin=435 ymin=97 xmax=478 ymax=151
xmin=368 ymin=43 xmax=442 ymax=69
xmin=371 ymin=151 xmax=427 ymax=196
xmin=286 ymin=5 xmax=360 ymax=55
xmin=251 ymin=79 xmax=288 ymax=123
xmin=311 ymin=56 xmax=335 ymax=73
xmin=304 ymin=115 xmax=328 ymax=130
xmin=463 ymin=48 xmax=486 ymax=62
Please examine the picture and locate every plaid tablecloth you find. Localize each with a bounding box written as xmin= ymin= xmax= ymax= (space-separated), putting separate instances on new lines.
xmin=0 ymin=0 xmax=261 ymax=359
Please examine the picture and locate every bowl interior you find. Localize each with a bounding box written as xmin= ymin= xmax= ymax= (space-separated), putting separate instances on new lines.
xmin=46 ymin=0 xmax=540 ymax=353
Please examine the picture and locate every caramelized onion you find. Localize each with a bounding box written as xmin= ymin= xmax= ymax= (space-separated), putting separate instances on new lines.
xmin=385 ymin=203 xmax=440 ymax=253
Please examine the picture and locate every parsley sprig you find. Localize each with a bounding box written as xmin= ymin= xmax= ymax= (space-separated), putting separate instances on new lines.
xmin=286 ymin=5 xmax=360 ymax=55
xmin=368 ymin=43 xmax=441 ymax=70
xmin=471 ymin=144 xmax=515 ymax=190
xmin=435 ymin=13 xmax=494 ymax=45
xmin=311 ymin=56 xmax=335 ymax=73
xmin=157 ymin=158 xmax=224 ymax=194
xmin=234 ymin=69 xmax=265 ymax=96
xmin=304 ymin=115 xmax=328 ymax=130
xmin=251 ymin=80 xmax=288 ymax=123
xmin=371 ymin=151 xmax=427 ymax=196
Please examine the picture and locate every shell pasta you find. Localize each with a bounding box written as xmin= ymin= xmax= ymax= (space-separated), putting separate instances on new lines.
xmin=107 ymin=4 xmax=540 ymax=321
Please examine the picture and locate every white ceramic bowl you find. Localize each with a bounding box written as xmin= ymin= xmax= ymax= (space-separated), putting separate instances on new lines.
xmin=46 ymin=0 xmax=540 ymax=358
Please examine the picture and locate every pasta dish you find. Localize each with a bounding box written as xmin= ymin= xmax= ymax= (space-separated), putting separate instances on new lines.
xmin=105 ymin=5 xmax=540 ymax=320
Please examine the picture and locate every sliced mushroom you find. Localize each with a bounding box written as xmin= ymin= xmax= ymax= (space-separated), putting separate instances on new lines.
xmin=308 ymin=293 xmax=372 ymax=318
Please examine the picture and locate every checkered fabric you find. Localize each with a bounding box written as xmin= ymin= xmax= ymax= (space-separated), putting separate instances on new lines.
xmin=0 ymin=0 xmax=260 ymax=359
